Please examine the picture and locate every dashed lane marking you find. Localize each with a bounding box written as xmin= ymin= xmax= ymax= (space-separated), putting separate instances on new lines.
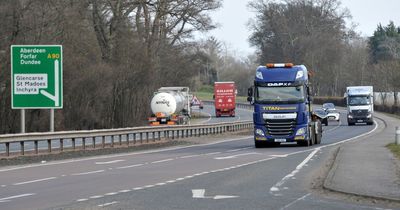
xmin=71 ymin=170 xmax=105 ymax=176
xmin=13 ymin=177 xmax=57 ymax=186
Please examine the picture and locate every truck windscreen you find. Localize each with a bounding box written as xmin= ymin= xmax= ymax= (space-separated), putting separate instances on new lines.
xmin=348 ymin=96 xmax=370 ymax=106
xmin=256 ymin=86 xmax=305 ymax=104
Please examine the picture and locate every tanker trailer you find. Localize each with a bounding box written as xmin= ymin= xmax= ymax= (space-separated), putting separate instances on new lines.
xmin=148 ymin=87 xmax=191 ymax=125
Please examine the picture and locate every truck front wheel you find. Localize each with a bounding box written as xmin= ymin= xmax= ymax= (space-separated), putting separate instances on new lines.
xmin=255 ymin=141 xmax=264 ymax=148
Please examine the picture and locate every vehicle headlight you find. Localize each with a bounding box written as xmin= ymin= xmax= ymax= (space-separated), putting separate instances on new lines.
xmin=367 ymin=113 xmax=372 ymax=118
xmin=348 ymin=114 xmax=353 ymax=119
xmin=296 ymin=127 xmax=307 ymax=136
xmin=255 ymin=128 xmax=265 ymax=136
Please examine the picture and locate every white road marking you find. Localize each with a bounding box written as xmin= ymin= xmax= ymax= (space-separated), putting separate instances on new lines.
xmin=133 ymin=187 xmax=143 ymax=190
xmin=214 ymin=195 xmax=239 ymax=200
xmin=13 ymin=177 xmax=57 ymax=186
xmin=71 ymin=170 xmax=105 ymax=176
xmin=0 ymin=193 xmax=35 ymax=202
xmin=119 ymin=189 xmax=131 ymax=193
xmin=95 ymin=160 xmax=125 ymax=165
xmin=76 ymin=198 xmax=88 ymax=202
xmin=204 ymin=152 xmax=222 ymax=156
xmin=197 ymin=112 xmax=212 ymax=124
xmin=192 ymin=189 xmax=239 ymax=200
xmin=227 ymin=147 xmax=252 ymax=152
xmin=144 ymin=185 xmax=155 ymax=188
xmin=214 ymin=152 xmax=260 ymax=160
xmin=270 ymin=148 xmax=320 ymax=193
xmin=280 ymin=193 xmax=311 ymax=210
xmin=270 ymin=154 xmax=289 ymax=158
xmin=1 ymin=185 xmax=6 ymax=187
xmin=180 ymin=154 xmax=201 ymax=159
xmin=156 ymin=182 xmax=166 ymax=186
xmin=105 ymin=192 xmax=118 ymax=196
xmin=151 ymin=158 xmax=173 ymax=164
xmin=98 ymin=201 xmax=119 ymax=207
xmin=90 ymin=195 xmax=104 ymax=199
xmin=116 ymin=164 xmax=144 ymax=169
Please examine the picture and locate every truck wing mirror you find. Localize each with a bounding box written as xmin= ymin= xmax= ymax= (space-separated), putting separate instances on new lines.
xmin=247 ymin=87 xmax=254 ymax=104
xmin=247 ymin=87 xmax=253 ymax=97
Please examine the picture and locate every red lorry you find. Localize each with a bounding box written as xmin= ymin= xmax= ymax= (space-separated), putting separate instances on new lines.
xmin=214 ymin=82 xmax=236 ymax=117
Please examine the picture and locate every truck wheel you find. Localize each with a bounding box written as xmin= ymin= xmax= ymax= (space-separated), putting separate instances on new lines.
xmin=348 ymin=122 xmax=355 ymax=126
xmin=255 ymin=141 xmax=264 ymax=148
xmin=297 ymin=140 xmax=309 ymax=147
xmin=367 ymin=121 xmax=374 ymax=125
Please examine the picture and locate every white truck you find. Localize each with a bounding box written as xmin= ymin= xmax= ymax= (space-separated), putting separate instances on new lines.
xmin=148 ymin=87 xmax=191 ymax=125
xmin=344 ymin=86 xmax=374 ymax=126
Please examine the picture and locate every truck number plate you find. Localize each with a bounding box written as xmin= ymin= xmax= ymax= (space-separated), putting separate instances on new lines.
xmin=274 ymin=138 xmax=286 ymax=142
xmin=357 ymin=120 xmax=363 ymax=122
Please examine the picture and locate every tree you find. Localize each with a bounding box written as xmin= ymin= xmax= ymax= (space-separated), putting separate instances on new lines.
xmin=248 ymin=0 xmax=351 ymax=96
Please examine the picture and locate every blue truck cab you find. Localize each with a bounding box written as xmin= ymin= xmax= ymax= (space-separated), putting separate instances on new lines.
xmin=247 ymin=63 xmax=322 ymax=148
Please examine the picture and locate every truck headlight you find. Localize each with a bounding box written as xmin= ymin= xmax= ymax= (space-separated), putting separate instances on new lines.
xmin=348 ymin=114 xmax=353 ymax=119
xmin=296 ymin=127 xmax=307 ymax=136
xmin=367 ymin=113 xmax=372 ymax=118
xmin=255 ymin=128 xmax=265 ymax=136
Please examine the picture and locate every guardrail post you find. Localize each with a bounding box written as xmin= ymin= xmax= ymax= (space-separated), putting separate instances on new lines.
xmin=140 ymin=133 xmax=143 ymax=144
xmin=60 ymin=139 xmax=64 ymax=152
xmin=72 ymin=138 xmax=76 ymax=150
xmin=34 ymin=140 xmax=38 ymax=154
xmin=92 ymin=137 xmax=96 ymax=148
xmin=119 ymin=134 xmax=122 ymax=145
xmin=146 ymin=132 xmax=149 ymax=143
xmin=20 ymin=141 xmax=24 ymax=156
xmin=6 ymin=142 xmax=10 ymax=156
xmin=48 ymin=139 xmax=52 ymax=153
xmin=82 ymin=138 xmax=86 ymax=150
xmin=152 ymin=132 xmax=156 ymax=142
xmin=101 ymin=136 xmax=105 ymax=148
xmin=396 ymin=126 xmax=400 ymax=145
xmin=111 ymin=135 xmax=114 ymax=147
xmin=133 ymin=133 xmax=137 ymax=144
xmin=126 ymin=134 xmax=130 ymax=145
xmin=158 ymin=131 xmax=161 ymax=140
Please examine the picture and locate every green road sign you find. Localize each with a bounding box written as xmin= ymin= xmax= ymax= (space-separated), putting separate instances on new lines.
xmin=11 ymin=45 xmax=63 ymax=109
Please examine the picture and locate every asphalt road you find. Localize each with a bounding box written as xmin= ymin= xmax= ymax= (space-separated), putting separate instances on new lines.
xmin=0 ymin=108 xmax=390 ymax=210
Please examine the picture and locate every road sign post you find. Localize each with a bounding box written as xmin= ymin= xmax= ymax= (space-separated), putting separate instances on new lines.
xmin=11 ymin=45 xmax=63 ymax=132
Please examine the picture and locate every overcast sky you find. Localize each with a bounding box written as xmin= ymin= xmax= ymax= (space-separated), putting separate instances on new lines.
xmin=201 ymin=0 xmax=400 ymax=55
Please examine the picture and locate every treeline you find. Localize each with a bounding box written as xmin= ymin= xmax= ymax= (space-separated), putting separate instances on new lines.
xmin=247 ymin=0 xmax=400 ymax=102
xmin=1 ymin=0 xmax=399 ymax=134
xmin=0 ymin=0 xmax=223 ymax=133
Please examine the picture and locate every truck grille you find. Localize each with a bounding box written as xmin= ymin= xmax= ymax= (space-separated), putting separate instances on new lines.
xmin=351 ymin=109 xmax=368 ymax=117
xmin=265 ymin=119 xmax=296 ymax=137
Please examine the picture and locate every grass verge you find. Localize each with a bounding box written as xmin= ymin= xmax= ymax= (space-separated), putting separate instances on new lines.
xmin=387 ymin=143 xmax=400 ymax=160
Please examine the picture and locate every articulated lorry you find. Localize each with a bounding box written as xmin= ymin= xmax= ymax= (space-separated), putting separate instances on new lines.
xmin=247 ymin=63 xmax=322 ymax=148
xmin=344 ymin=86 xmax=374 ymax=126
xmin=148 ymin=87 xmax=191 ymax=125
xmin=214 ymin=82 xmax=236 ymax=117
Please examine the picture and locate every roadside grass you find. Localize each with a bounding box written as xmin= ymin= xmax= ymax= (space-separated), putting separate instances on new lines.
xmin=387 ymin=143 xmax=400 ymax=160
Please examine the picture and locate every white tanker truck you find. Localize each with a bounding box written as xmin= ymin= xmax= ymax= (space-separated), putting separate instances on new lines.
xmin=148 ymin=87 xmax=191 ymax=125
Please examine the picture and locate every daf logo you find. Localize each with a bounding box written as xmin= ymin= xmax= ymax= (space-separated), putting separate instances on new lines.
xmin=267 ymin=82 xmax=291 ymax=87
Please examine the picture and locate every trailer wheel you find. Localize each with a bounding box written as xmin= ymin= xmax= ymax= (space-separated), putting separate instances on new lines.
xmin=322 ymin=118 xmax=328 ymax=126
